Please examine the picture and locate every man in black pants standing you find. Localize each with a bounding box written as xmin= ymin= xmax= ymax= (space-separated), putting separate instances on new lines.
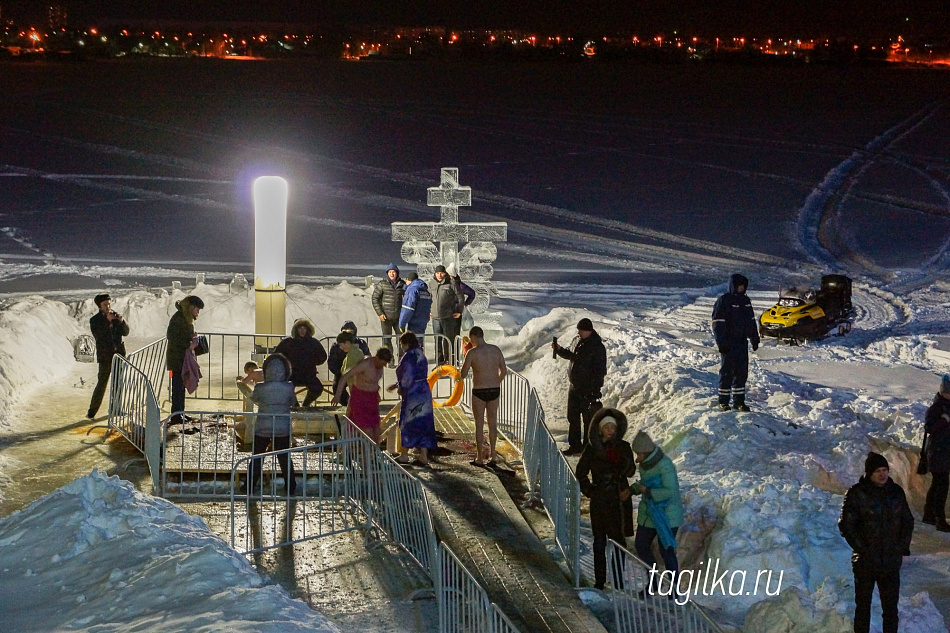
xmin=552 ymin=318 xmax=607 ymax=456
xmin=839 ymin=452 xmax=914 ymax=633
xmin=87 ymin=293 xmax=130 ymax=419
xmin=711 ymin=273 xmax=760 ymax=411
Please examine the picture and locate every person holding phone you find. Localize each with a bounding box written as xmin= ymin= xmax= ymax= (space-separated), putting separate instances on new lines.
xmin=87 ymin=293 xmax=130 ymax=419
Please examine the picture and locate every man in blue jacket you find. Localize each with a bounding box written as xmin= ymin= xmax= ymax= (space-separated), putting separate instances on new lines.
xmin=399 ymin=272 xmax=433 ymax=351
xmin=711 ymin=273 xmax=760 ymax=412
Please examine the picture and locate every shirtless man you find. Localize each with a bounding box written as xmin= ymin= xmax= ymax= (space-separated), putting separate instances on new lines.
xmin=459 ymin=326 xmax=507 ymax=465
xmin=332 ymin=347 xmax=393 ymax=443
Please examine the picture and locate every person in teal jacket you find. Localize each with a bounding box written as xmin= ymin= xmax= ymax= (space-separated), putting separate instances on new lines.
xmin=629 ymin=430 xmax=684 ymax=595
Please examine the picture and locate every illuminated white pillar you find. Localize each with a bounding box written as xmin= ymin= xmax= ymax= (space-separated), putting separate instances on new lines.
xmin=253 ymin=176 xmax=288 ymax=343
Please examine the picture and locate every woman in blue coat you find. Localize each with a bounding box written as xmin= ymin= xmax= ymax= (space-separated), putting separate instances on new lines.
xmin=388 ymin=331 xmax=437 ymax=466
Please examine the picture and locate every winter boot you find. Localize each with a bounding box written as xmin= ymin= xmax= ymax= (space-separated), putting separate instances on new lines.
xmin=734 ymin=403 xmax=751 ymax=412
xmin=923 ymin=505 xmax=936 ymax=525
xmin=718 ymin=403 xmax=731 ymax=412
xmin=936 ymin=519 xmax=950 ymax=533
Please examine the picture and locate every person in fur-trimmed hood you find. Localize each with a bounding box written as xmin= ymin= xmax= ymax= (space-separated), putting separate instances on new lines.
xmin=274 ymin=318 xmax=328 ymax=407
xmin=166 ymin=295 xmax=204 ymax=425
xmin=575 ymin=408 xmax=636 ymax=590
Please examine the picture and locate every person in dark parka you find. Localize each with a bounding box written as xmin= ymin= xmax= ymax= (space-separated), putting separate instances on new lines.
xmin=839 ymin=452 xmax=914 ymax=633
xmin=371 ymin=263 xmax=405 ymax=353
xmin=166 ymin=295 xmax=203 ymax=425
xmin=711 ymin=273 xmax=760 ymax=411
xmin=923 ymin=375 xmax=950 ymax=532
xmin=274 ymin=318 xmax=328 ymax=407
xmin=575 ymin=408 xmax=636 ymax=590
xmin=87 ymin=293 xmax=130 ymax=419
xmin=552 ymin=318 xmax=608 ymax=454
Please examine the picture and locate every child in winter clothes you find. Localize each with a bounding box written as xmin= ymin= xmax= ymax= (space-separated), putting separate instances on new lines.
xmin=245 ymin=353 xmax=297 ymax=496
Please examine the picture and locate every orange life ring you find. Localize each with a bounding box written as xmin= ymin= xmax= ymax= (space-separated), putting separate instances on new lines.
xmin=428 ymin=365 xmax=464 ymax=408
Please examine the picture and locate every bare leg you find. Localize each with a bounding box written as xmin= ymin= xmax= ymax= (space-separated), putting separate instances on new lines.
xmin=472 ymin=397 xmax=487 ymax=464
xmin=486 ymin=399 xmax=500 ymax=462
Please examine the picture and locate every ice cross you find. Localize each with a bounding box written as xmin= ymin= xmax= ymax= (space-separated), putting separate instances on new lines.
xmin=391 ymin=167 xmax=507 ymax=322
xmin=427 ymin=168 xmax=471 ymax=225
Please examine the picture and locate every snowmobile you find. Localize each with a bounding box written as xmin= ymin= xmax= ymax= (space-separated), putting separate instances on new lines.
xmin=758 ymin=274 xmax=854 ymax=342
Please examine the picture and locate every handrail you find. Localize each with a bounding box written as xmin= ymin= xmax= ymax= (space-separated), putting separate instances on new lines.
xmin=607 ymin=540 xmax=724 ymax=633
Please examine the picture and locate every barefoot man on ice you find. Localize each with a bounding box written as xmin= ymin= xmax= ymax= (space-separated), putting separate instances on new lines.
xmin=459 ymin=326 xmax=507 ymax=466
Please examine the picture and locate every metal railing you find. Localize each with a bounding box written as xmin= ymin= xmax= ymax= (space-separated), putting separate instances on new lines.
xmin=607 ymin=541 xmax=723 ymax=633
xmin=160 ymin=409 xmax=340 ymax=500
xmin=229 ymin=434 xmax=376 ymax=555
xmin=124 ymin=338 xmax=168 ymax=404
xmin=521 ymin=387 xmax=582 ymax=587
xmin=107 ymin=354 xmax=163 ymax=491
xmin=181 ymin=332 xmax=462 ymax=406
xmin=220 ymin=414 xmax=518 ymax=632
xmin=437 ymin=542 xmax=521 ymax=633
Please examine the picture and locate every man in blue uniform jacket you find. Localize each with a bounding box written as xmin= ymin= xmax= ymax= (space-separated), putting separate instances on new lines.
xmin=711 ymin=273 xmax=760 ymax=411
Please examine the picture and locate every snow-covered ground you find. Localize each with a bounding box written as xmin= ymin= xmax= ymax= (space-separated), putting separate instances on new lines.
xmin=1 ymin=59 xmax=949 ymax=632
xmin=0 ymin=279 xmax=948 ymax=632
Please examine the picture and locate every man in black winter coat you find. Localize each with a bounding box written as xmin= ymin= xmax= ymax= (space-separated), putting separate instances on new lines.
xmin=923 ymin=375 xmax=950 ymax=532
xmin=839 ymin=452 xmax=914 ymax=633
xmin=371 ymin=263 xmax=405 ymax=353
xmin=711 ymin=273 xmax=760 ymax=411
xmin=552 ymin=318 xmax=608 ymax=455
xmin=87 ymin=293 xmax=130 ymax=419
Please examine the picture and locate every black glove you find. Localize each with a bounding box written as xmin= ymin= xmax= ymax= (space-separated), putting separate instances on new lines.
xmin=752 ymin=342 xmax=759 ymax=352
xmin=718 ymin=345 xmax=728 ymax=354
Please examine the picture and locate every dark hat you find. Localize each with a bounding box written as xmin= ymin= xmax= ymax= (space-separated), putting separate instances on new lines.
xmin=94 ymin=293 xmax=111 ymax=307
xmin=940 ymin=374 xmax=950 ymax=396
xmin=186 ymin=295 xmax=205 ymax=309
xmin=865 ymin=452 xmax=889 ymax=474
xmin=434 ymin=265 xmax=447 ymax=274
xmin=406 ymin=272 xmax=419 ymax=282
xmin=577 ymin=318 xmax=594 ymax=331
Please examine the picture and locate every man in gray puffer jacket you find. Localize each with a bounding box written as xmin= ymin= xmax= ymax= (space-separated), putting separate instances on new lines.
xmin=245 ymin=353 xmax=297 ymax=496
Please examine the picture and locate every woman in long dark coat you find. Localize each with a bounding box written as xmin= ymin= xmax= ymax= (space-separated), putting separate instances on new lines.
xmin=575 ymin=407 xmax=636 ymax=590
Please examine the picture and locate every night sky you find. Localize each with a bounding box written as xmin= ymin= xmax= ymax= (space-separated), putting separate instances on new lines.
xmin=11 ymin=1 xmax=950 ymax=38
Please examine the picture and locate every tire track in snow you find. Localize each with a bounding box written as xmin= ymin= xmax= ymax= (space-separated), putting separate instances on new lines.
xmin=796 ymin=100 xmax=947 ymax=273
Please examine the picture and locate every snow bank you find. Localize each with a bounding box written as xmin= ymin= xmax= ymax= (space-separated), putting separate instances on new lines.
xmin=0 ymin=296 xmax=84 ymax=428
xmin=0 ymin=470 xmax=340 ymax=633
